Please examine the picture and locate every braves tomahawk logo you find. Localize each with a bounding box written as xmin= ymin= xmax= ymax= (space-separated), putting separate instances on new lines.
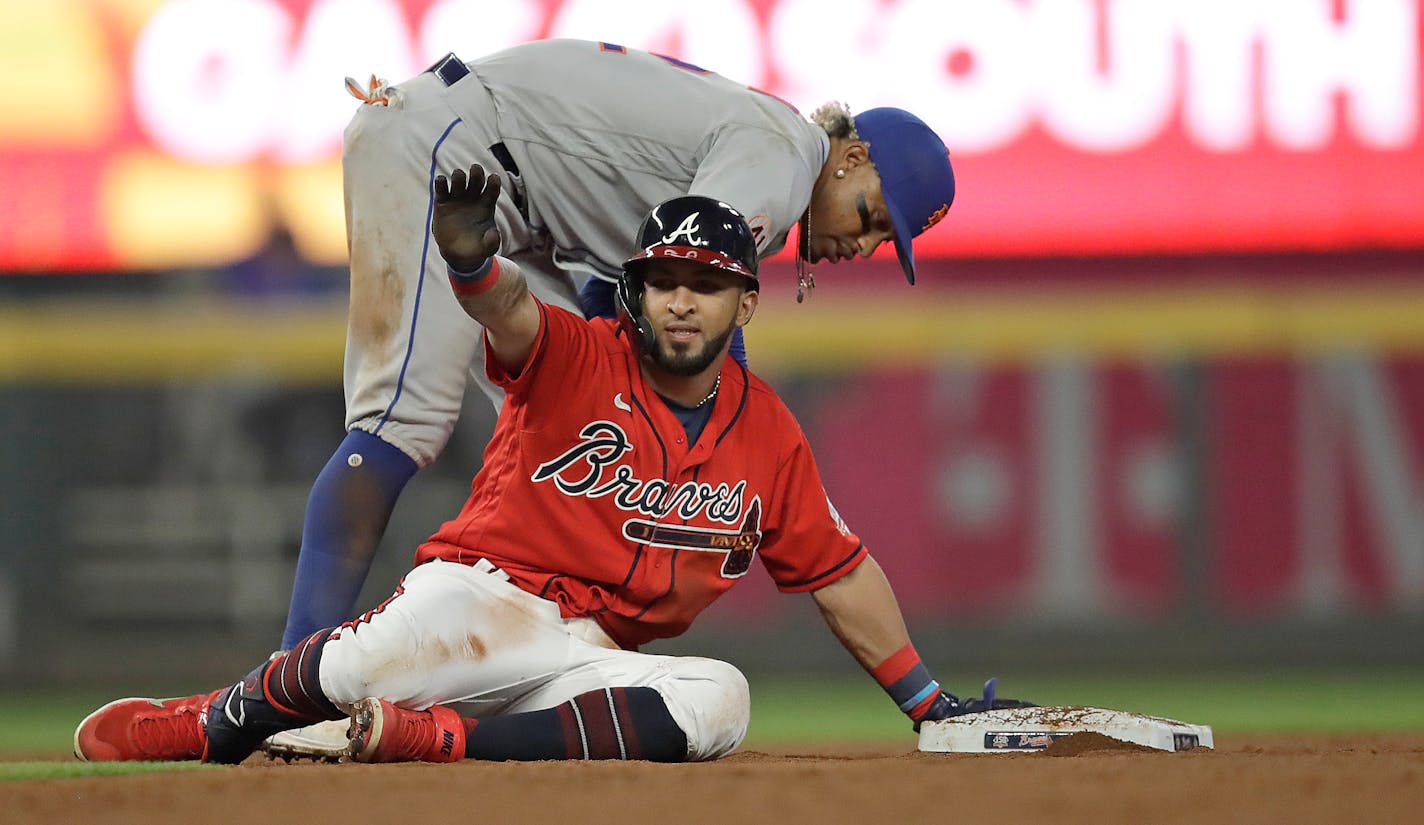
xmin=532 ymin=420 xmax=762 ymax=577
xmin=660 ymin=212 xmax=705 ymax=246
xmin=623 ymin=500 xmax=762 ymax=578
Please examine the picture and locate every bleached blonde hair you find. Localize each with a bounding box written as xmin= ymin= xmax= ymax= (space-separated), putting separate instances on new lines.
xmin=809 ymin=101 xmax=862 ymax=142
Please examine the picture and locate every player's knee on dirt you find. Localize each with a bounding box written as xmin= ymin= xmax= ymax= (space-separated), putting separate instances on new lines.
xmin=654 ymin=657 xmax=751 ymax=761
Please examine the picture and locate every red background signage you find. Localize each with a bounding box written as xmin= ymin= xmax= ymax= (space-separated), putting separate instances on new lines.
xmin=1 ymin=0 xmax=1421 ymax=271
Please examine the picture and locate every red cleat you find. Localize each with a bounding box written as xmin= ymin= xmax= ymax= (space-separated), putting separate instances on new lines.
xmin=347 ymin=698 xmax=464 ymax=763
xmin=73 ymin=693 xmax=216 ymax=762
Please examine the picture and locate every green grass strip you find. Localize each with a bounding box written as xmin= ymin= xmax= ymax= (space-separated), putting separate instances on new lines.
xmin=0 ymin=761 xmax=216 ymax=782
xmin=8 ymin=668 xmax=1423 ymax=760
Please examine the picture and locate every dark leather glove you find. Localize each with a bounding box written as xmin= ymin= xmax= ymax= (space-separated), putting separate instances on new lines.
xmin=432 ymin=163 xmax=503 ymax=272
xmin=915 ymin=677 xmax=1037 ymax=731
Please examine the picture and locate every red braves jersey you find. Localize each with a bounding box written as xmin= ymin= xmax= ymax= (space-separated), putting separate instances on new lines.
xmin=415 ymin=301 xmax=867 ymax=649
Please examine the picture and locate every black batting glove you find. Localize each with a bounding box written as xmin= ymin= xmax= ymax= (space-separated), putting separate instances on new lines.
xmin=914 ymin=678 xmax=1038 ymax=732
xmin=432 ymin=163 xmax=503 ymax=272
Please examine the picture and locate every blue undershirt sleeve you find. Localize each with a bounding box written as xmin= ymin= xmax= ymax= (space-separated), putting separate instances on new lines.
xmin=577 ymin=275 xmax=617 ymax=320
xmin=727 ymin=327 xmax=747 ymax=369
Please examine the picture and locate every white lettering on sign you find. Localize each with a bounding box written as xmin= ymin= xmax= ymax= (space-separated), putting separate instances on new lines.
xmin=768 ymin=0 xmax=887 ymax=124
xmin=1032 ymin=0 xmax=1178 ymax=153
xmin=771 ymin=0 xmax=1419 ymax=155
xmin=419 ymin=0 xmax=542 ymax=69
xmin=551 ymin=0 xmax=764 ymax=87
xmin=132 ymin=0 xmax=291 ymax=163
xmin=130 ymin=0 xmax=1420 ymax=163
xmin=1262 ymin=0 xmax=1419 ymax=151
xmin=1298 ymin=358 xmax=1424 ymax=611
xmin=1178 ymin=1 xmax=1262 ymax=151
xmin=278 ymin=0 xmax=418 ymax=163
xmin=879 ymin=0 xmax=1035 ymax=153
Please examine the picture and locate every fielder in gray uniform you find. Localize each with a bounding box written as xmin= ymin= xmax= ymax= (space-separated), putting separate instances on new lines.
xmin=271 ymin=37 xmax=957 ymax=757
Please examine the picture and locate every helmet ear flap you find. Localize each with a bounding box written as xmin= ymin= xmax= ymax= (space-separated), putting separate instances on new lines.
xmin=615 ymin=264 xmax=657 ymax=355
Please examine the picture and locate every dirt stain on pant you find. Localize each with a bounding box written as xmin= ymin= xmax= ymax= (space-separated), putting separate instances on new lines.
xmin=358 ymin=574 xmax=557 ymax=700
xmin=347 ymin=232 xmax=405 ymax=357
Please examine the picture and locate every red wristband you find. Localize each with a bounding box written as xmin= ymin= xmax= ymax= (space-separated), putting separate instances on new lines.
xmin=872 ymin=643 xmax=943 ymax=720
xmin=871 ymin=643 xmax=921 ymax=686
xmin=448 ymin=257 xmax=500 ymax=296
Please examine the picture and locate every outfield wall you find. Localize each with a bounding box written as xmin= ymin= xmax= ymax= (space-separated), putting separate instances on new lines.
xmin=3 ymin=253 xmax=1423 ymax=686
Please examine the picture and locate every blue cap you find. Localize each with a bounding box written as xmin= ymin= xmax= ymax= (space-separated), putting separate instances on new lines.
xmin=852 ymin=108 xmax=955 ymax=285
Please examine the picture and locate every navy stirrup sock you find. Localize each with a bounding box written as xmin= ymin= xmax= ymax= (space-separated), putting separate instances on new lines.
xmin=280 ymin=429 xmax=417 ymax=649
xmin=464 ymin=686 xmax=688 ymax=762
xmin=205 ymin=630 xmax=344 ymax=764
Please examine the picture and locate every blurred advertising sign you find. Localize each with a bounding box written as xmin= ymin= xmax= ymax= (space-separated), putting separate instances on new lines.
xmin=1 ymin=0 xmax=1421 ymax=271
xmin=811 ymin=355 xmax=1424 ymax=620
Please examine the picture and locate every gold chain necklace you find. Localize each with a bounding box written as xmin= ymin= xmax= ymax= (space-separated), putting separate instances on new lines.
xmin=797 ymin=209 xmax=816 ymax=303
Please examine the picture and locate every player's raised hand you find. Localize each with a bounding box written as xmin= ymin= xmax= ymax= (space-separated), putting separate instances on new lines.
xmin=432 ymin=163 xmax=503 ymax=272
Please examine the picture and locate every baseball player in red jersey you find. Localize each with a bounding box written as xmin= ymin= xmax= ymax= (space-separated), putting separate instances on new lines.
xmin=279 ymin=39 xmax=958 ymax=688
xmin=75 ymin=174 xmax=1021 ymax=765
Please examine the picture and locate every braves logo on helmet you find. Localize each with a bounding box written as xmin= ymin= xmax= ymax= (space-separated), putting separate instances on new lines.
xmin=660 ymin=213 xmax=706 ymax=247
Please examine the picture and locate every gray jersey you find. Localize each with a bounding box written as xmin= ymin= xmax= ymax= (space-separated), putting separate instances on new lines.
xmin=465 ymin=39 xmax=828 ymax=281
xmin=342 ymin=39 xmax=826 ymax=466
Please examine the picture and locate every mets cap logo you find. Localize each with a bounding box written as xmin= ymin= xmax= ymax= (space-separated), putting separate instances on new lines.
xmin=921 ymin=203 xmax=950 ymax=233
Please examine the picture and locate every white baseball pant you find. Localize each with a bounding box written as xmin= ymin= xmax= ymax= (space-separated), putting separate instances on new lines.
xmin=316 ymin=558 xmax=751 ymax=761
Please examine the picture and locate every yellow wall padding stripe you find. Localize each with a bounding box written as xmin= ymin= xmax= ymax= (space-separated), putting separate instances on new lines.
xmin=747 ymin=286 xmax=1424 ymax=373
xmin=0 ymin=302 xmax=345 ymax=383
xmin=4 ymin=286 xmax=1424 ymax=383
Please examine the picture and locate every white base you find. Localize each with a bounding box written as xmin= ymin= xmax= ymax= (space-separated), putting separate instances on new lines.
xmin=262 ymin=718 xmax=351 ymax=763
xmin=917 ymin=706 xmax=1214 ymax=753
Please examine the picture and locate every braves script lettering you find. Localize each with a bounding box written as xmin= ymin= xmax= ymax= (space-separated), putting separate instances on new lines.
xmin=532 ymin=421 xmax=746 ymax=524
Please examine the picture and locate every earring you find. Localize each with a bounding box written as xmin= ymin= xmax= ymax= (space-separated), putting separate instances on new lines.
xmin=834 ymin=169 xmax=846 ymax=179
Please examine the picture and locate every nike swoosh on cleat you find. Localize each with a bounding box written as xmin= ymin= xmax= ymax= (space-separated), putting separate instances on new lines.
xmin=224 ymin=684 xmax=246 ymax=727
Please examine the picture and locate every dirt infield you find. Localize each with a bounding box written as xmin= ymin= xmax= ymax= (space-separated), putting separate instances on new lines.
xmin=6 ymin=734 xmax=1423 ymax=825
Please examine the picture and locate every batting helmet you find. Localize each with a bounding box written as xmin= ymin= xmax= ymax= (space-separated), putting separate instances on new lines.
xmin=617 ymin=195 xmax=760 ymax=354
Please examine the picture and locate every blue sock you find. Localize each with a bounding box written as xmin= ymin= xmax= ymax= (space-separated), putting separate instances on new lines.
xmin=578 ymin=276 xmax=750 ymax=368
xmin=279 ymin=430 xmax=417 ymax=649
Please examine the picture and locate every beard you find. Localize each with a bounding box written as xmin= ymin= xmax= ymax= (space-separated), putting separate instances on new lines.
xmin=649 ymin=319 xmax=737 ymax=377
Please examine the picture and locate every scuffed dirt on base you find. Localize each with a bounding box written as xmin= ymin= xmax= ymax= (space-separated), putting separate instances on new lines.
xmin=4 ymin=735 xmax=1422 ymax=825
